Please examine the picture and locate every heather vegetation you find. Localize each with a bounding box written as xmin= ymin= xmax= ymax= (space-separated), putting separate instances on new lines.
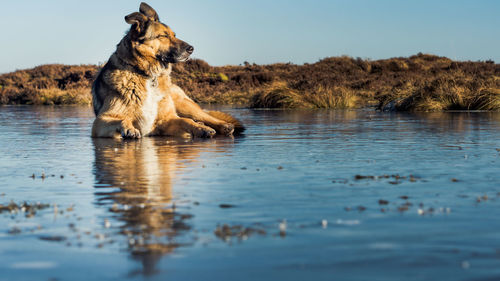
xmin=1 ymin=54 xmax=499 ymax=111
xmin=0 ymin=64 xmax=97 ymax=105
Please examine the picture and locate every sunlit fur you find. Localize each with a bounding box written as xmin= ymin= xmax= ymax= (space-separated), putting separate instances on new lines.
xmin=91 ymin=2 xmax=242 ymax=139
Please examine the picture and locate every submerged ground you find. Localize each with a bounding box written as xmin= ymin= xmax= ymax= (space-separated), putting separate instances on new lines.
xmin=1 ymin=106 xmax=500 ymax=281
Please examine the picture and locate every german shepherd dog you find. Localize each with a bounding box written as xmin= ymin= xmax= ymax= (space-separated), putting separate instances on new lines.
xmin=92 ymin=2 xmax=244 ymax=139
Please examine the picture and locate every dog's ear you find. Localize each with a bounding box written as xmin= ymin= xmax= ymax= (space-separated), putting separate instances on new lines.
xmin=125 ymin=12 xmax=148 ymax=28
xmin=125 ymin=12 xmax=149 ymax=40
xmin=139 ymin=2 xmax=159 ymax=21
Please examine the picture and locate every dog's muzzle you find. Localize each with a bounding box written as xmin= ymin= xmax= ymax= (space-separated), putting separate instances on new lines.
xmin=158 ymin=45 xmax=194 ymax=64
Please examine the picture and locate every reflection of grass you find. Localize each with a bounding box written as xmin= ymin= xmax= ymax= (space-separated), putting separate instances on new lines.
xmin=1 ymin=54 xmax=498 ymax=111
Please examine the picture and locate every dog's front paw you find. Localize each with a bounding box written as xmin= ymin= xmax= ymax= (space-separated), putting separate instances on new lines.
xmin=121 ymin=126 xmax=141 ymax=139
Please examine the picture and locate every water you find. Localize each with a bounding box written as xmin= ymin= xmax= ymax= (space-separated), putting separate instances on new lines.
xmin=1 ymin=106 xmax=500 ymax=281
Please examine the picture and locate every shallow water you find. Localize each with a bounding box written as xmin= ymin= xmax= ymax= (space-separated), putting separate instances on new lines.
xmin=1 ymin=106 xmax=500 ymax=281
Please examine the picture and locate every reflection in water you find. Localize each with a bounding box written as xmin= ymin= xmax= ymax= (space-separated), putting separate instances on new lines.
xmin=247 ymin=110 xmax=500 ymax=142
xmin=3 ymin=106 xmax=500 ymax=280
xmin=251 ymin=109 xmax=500 ymax=130
xmin=92 ymin=137 xmax=233 ymax=276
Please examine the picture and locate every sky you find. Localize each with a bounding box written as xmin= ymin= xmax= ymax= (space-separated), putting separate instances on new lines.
xmin=1 ymin=0 xmax=499 ymax=74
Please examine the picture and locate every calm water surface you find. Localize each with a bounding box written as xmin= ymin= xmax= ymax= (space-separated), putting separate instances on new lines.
xmin=1 ymin=106 xmax=500 ymax=281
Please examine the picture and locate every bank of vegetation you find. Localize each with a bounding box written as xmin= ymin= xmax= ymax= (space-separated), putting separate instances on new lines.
xmin=1 ymin=53 xmax=498 ymax=111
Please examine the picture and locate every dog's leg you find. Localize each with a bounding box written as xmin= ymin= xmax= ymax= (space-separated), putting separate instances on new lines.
xmin=168 ymin=85 xmax=235 ymax=136
xmin=154 ymin=117 xmax=216 ymax=138
xmin=154 ymin=93 xmax=215 ymax=138
xmin=92 ymin=115 xmax=141 ymax=139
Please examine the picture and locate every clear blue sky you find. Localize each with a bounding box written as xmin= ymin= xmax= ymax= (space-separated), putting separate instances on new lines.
xmin=1 ymin=0 xmax=499 ymax=74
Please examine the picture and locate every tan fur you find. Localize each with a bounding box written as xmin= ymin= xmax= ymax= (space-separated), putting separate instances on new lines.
xmin=207 ymin=111 xmax=245 ymax=135
xmin=91 ymin=2 xmax=244 ymax=139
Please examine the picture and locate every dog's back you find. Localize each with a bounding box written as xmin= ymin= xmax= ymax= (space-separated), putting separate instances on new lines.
xmin=92 ymin=63 xmax=109 ymax=116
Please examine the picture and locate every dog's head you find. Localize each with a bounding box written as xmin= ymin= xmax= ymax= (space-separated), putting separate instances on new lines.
xmin=124 ymin=2 xmax=193 ymax=66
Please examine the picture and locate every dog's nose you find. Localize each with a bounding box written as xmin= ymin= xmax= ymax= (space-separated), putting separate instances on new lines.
xmin=186 ymin=45 xmax=194 ymax=54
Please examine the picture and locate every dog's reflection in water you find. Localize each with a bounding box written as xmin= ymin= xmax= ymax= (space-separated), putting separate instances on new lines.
xmin=92 ymin=137 xmax=232 ymax=275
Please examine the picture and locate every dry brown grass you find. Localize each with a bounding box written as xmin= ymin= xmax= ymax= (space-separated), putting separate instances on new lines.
xmin=251 ymin=84 xmax=363 ymax=109
xmin=251 ymin=83 xmax=304 ymax=108
xmin=378 ymin=72 xmax=500 ymax=111
xmin=304 ymin=87 xmax=362 ymax=109
xmin=1 ymin=54 xmax=498 ymax=111
xmin=0 ymin=64 xmax=96 ymax=105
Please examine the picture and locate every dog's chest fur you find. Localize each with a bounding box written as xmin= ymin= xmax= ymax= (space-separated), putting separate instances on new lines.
xmin=139 ymin=77 xmax=164 ymax=136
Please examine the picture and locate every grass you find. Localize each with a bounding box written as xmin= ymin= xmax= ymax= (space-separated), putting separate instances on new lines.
xmin=0 ymin=64 xmax=95 ymax=105
xmin=1 ymin=53 xmax=498 ymax=111
xmin=251 ymin=84 xmax=363 ymax=109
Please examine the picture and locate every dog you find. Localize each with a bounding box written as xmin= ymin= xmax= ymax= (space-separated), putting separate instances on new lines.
xmin=91 ymin=2 xmax=244 ymax=139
